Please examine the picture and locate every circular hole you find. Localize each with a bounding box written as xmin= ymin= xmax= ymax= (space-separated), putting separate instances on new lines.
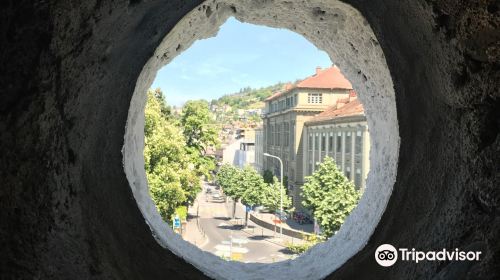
xmin=123 ymin=1 xmax=399 ymax=279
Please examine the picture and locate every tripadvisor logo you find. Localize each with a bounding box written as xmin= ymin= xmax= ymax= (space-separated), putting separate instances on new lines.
xmin=375 ymin=244 xmax=482 ymax=267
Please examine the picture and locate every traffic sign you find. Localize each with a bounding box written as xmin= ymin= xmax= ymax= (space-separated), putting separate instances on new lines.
xmin=173 ymin=216 xmax=181 ymax=229
xmin=245 ymin=205 xmax=252 ymax=212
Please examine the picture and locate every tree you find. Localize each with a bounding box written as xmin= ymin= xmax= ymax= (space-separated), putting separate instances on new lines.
xmin=239 ymin=167 xmax=267 ymax=227
xmin=180 ymin=100 xmax=219 ymax=155
xmin=301 ymin=157 xmax=361 ymax=238
xmin=262 ymin=177 xmax=292 ymax=214
xmin=144 ymin=89 xmax=200 ymax=221
xmin=262 ymin=169 xmax=274 ymax=184
xmin=216 ymin=164 xmax=244 ymax=219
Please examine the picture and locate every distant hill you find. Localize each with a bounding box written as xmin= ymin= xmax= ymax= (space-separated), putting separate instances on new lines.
xmin=211 ymin=83 xmax=284 ymax=110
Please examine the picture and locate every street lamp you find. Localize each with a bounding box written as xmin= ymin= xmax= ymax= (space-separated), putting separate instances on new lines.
xmin=263 ymin=153 xmax=283 ymax=237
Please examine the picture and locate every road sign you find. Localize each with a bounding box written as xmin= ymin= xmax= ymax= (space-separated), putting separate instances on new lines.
xmin=173 ymin=216 xmax=181 ymax=229
xmin=245 ymin=205 xmax=252 ymax=212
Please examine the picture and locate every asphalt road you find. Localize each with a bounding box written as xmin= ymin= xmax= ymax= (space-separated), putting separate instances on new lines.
xmin=195 ymin=182 xmax=292 ymax=263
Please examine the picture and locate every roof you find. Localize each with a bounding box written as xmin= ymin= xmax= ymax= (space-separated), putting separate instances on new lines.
xmin=296 ymin=65 xmax=353 ymax=89
xmin=265 ymin=65 xmax=353 ymax=101
xmin=305 ymin=97 xmax=365 ymax=125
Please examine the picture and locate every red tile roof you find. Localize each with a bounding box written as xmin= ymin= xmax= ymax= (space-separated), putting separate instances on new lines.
xmin=265 ymin=66 xmax=352 ymax=101
xmin=296 ymin=65 xmax=353 ymax=89
xmin=305 ymin=96 xmax=365 ymax=125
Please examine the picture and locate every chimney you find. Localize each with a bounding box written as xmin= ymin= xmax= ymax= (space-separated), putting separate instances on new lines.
xmin=316 ymin=66 xmax=322 ymax=75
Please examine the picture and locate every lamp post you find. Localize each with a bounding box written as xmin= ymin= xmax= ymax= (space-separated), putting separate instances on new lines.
xmin=263 ymin=153 xmax=283 ymax=237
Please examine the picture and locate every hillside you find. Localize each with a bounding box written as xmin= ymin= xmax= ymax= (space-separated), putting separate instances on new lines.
xmin=211 ymin=83 xmax=284 ymax=110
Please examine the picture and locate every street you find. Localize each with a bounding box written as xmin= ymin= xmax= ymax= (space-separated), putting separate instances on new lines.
xmin=186 ymin=181 xmax=294 ymax=263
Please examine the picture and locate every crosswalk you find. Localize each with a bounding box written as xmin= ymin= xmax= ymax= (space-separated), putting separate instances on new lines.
xmin=214 ymin=237 xmax=250 ymax=260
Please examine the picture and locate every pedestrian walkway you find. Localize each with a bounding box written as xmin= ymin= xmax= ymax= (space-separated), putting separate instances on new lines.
xmin=183 ymin=196 xmax=209 ymax=248
xmin=229 ymin=218 xmax=307 ymax=248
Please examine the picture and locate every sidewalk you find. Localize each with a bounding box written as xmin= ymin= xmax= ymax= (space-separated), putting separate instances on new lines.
xmin=183 ymin=196 xmax=209 ymax=248
xmin=252 ymin=211 xmax=314 ymax=233
xmin=229 ymin=217 xmax=307 ymax=248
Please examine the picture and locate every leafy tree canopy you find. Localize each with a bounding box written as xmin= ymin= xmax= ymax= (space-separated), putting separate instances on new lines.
xmin=301 ymin=157 xmax=360 ymax=238
xmin=180 ymin=100 xmax=219 ymax=155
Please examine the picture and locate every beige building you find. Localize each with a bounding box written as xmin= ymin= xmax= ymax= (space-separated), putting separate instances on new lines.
xmin=303 ymin=97 xmax=370 ymax=191
xmin=260 ymin=66 xmax=370 ymax=212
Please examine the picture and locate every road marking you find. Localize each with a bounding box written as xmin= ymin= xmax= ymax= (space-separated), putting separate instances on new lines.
xmin=214 ymin=245 xmax=249 ymax=254
xmin=231 ymin=238 xmax=249 ymax=245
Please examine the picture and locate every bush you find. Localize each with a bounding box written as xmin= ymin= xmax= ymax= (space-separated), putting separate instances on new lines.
xmin=173 ymin=205 xmax=188 ymax=221
xmin=285 ymin=234 xmax=324 ymax=254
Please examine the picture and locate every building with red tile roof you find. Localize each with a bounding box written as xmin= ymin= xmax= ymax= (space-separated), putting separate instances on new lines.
xmin=258 ymin=66 xmax=370 ymax=213
xmin=265 ymin=65 xmax=352 ymax=102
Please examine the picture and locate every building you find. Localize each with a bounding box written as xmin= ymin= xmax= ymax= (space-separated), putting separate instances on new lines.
xmin=254 ymin=127 xmax=264 ymax=172
xmin=259 ymin=65 xmax=370 ymax=212
xmin=303 ymin=95 xmax=370 ymax=191
xmin=222 ymin=127 xmax=258 ymax=169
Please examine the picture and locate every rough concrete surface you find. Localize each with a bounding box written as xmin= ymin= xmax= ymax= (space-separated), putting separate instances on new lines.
xmin=0 ymin=0 xmax=499 ymax=280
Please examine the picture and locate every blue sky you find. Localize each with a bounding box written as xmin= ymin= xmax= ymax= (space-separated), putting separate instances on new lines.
xmin=151 ymin=17 xmax=332 ymax=107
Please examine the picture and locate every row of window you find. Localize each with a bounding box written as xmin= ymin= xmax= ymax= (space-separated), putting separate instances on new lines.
xmin=269 ymin=94 xmax=298 ymax=113
xmin=267 ymin=122 xmax=295 ymax=149
xmin=306 ymin=130 xmax=364 ymax=188
xmin=308 ymin=131 xmax=362 ymax=154
xmin=307 ymin=93 xmax=323 ymax=104
xmin=268 ymin=93 xmax=324 ymax=114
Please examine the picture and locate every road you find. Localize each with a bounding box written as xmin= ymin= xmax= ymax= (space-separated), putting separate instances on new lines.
xmin=191 ymin=181 xmax=293 ymax=263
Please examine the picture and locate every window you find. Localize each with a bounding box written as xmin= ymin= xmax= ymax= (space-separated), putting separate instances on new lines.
xmin=307 ymin=93 xmax=323 ymax=104
xmin=321 ymin=133 xmax=326 ymax=152
xmin=314 ymin=133 xmax=319 ymax=153
xmin=336 ymin=132 xmax=342 ymax=153
xmin=276 ymin=124 xmax=281 ymax=146
xmin=269 ymin=125 xmax=274 ymax=146
xmin=291 ymin=122 xmax=295 ymax=159
xmin=355 ymin=168 xmax=362 ymax=189
xmin=294 ymin=94 xmax=298 ymax=106
xmin=345 ymin=132 xmax=352 ymax=154
xmin=328 ymin=133 xmax=334 ymax=153
xmin=346 ymin=166 xmax=351 ymax=180
xmin=284 ymin=123 xmax=289 ymax=147
xmin=308 ymin=133 xmax=313 ymax=151
xmin=308 ymin=162 xmax=313 ymax=175
xmin=355 ymin=130 xmax=362 ymax=155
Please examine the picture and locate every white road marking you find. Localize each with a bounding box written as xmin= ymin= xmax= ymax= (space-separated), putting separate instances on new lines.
xmin=214 ymin=245 xmax=249 ymax=254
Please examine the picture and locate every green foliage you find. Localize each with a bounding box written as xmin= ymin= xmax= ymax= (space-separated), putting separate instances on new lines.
xmin=301 ymin=157 xmax=361 ymax=238
xmin=144 ymin=89 xmax=201 ymax=222
xmin=285 ymin=234 xmax=324 ymax=254
xmin=216 ymin=164 xmax=244 ymax=199
xmin=262 ymin=177 xmax=292 ymax=212
xmin=262 ymin=169 xmax=274 ymax=184
xmin=239 ymin=167 xmax=267 ymax=207
xmin=180 ymin=100 xmax=219 ymax=155
xmin=216 ymin=165 xmax=291 ymax=211
xmin=174 ymin=205 xmax=188 ymax=221
xmin=211 ymin=83 xmax=283 ymax=111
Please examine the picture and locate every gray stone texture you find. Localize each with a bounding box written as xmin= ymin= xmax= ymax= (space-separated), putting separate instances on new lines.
xmin=0 ymin=0 xmax=498 ymax=279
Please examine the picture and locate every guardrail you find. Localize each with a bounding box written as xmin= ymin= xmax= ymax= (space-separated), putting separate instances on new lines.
xmin=249 ymin=213 xmax=314 ymax=240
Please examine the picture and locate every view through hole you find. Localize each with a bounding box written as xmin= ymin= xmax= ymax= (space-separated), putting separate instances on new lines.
xmin=123 ymin=1 xmax=399 ymax=279
xmin=144 ymin=16 xmax=369 ymax=263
